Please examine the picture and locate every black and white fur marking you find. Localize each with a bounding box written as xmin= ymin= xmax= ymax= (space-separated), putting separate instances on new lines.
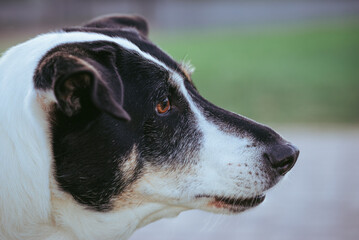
xmin=0 ymin=14 xmax=299 ymax=240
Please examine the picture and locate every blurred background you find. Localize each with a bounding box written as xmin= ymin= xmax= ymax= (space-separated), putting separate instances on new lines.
xmin=1 ymin=0 xmax=358 ymax=239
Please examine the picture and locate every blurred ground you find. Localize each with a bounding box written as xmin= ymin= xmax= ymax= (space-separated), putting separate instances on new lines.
xmin=130 ymin=126 xmax=359 ymax=240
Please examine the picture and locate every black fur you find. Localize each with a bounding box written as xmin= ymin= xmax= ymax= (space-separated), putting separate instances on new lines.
xmin=83 ymin=14 xmax=149 ymax=37
xmin=35 ymin=39 xmax=201 ymax=211
xmin=184 ymin=81 xmax=283 ymax=145
xmin=34 ymin=41 xmax=130 ymax=120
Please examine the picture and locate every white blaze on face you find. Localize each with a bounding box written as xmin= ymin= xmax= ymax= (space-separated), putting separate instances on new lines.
xmin=167 ymin=73 xmax=270 ymax=200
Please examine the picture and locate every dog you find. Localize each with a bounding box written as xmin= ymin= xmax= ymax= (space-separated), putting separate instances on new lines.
xmin=0 ymin=14 xmax=299 ymax=240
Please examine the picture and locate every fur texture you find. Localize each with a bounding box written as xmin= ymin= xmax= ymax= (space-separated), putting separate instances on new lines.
xmin=0 ymin=15 xmax=298 ymax=240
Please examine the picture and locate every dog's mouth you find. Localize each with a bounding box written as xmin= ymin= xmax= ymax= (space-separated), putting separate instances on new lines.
xmin=196 ymin=194 xmax=265 ymax=212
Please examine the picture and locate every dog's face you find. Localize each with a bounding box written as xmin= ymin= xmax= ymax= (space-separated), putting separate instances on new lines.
xmin=32 ymin=15 xmax=299 ymax=236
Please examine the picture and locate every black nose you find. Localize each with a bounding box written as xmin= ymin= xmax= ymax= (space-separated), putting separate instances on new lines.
xmin=264 ymin=144 xmax=299 ymax=175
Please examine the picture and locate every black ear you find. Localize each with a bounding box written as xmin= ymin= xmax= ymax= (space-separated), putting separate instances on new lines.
xmin=83 ymin=14 xmax=149 ymax=37
xmin=54 ymin=68 xmax=130 ymax=121
xmin=36 ymin=52 xmax=130 ymax=121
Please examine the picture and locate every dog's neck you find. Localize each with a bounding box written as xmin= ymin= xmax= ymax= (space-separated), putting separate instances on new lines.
xmin=0 ymin=40 xmax=56 ymax=239
xmin=50 ymin=186 xmax=187 ymax=240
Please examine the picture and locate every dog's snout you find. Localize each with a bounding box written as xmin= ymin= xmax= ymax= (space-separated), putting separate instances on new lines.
xmin=264 ymin=144 xmax=299 ymax=175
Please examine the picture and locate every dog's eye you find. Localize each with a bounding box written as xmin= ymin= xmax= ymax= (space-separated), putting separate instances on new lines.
xmin=156 ymin=97 xmax=171 ymax=114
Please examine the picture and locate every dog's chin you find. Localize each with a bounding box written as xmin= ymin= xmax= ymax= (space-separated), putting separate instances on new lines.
xmin=195 ymin=194 xmax=266 ymax=214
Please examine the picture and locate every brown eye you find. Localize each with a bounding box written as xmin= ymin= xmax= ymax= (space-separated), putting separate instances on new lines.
xmin=156 ymin=97 xmax=171 ymax=114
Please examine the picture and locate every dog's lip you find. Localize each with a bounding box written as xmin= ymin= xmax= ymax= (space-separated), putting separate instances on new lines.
xmin=195 ymin=194 xmax=266 ymax=209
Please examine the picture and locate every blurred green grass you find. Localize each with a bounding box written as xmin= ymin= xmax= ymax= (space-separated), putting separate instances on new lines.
xmin=153 ymin=20 xmax=359 ymax=124
xmin=1 ymin=20 xmax=358 ymax=124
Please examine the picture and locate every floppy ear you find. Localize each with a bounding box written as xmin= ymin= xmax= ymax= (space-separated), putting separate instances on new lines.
xmin=83 ymin=14 xmax=149 ymax=37
xmin=36 ymin=53 xmax=130 ymax=121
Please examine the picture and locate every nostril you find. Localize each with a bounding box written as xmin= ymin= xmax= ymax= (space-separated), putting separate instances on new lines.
xmin=265 ymin=144 xmax=299 ymax=175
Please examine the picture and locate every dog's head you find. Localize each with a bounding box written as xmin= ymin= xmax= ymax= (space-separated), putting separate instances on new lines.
xmin=31 ymin=14 xmax=299 ymax=238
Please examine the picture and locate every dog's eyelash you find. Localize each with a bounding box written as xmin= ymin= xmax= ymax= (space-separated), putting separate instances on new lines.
xmin=153 ymin=87 xmax=169 ymax=101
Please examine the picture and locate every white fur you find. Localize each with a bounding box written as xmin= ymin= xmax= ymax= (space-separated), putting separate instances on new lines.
xmin=0 ymin=45 xmax=53 ymax=240
xmin=0 ymin=31 xmax=272 ymax=240
xmin=175 ymin=72 xmax=270 ymax=198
